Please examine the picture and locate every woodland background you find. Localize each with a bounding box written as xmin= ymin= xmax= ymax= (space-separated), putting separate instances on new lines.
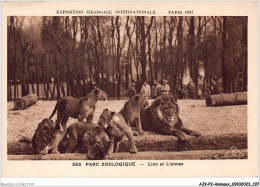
xmin=7 ymin=16 xmax=247 ymax=100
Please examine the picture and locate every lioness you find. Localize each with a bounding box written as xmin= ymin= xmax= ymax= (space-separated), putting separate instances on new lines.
xmin=119 ymin=94 xmax=149 ymax=136
xmin=58 ymin=122 xmax=111 ymax=160
xmin=98 ymin=109 xmax=138 ymax=154
xmin=32 ymin=118 xmax=56 ymax=155
xmin=140 ymin=94 xmax=201 ymax=142
xmin=49 ymin=88 xmax=107 ymax=131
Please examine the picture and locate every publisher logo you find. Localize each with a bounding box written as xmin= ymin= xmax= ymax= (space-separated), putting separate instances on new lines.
xmin=224 ymin=146 xmax=244 ymax=158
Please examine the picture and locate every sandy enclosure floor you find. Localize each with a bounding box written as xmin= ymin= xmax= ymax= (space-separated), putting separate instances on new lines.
xmin=7 ymin=99 xmax=247 ymax=154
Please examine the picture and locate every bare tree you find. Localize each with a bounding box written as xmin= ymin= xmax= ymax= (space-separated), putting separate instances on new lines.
xmin=7 ymin=16 xmax=248 ymax=100
xmin=221 ymin=16 xmax=228 ymax=93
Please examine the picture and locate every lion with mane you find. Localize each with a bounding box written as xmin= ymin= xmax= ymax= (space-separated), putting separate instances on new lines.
xmin=140 ymin=94 xmax=201 ymax=141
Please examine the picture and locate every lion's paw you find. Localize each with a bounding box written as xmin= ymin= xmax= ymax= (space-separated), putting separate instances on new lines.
xmin=188 ymin=130 xmax=201 ymax=137
xmin=52 ymin=150 xmax=60 ymax=154
xmin=107 ymin=151 xmax=113 ymax=155
xmin=191 ymin=131 xmax=201 ymax=137
xmin=129 ymin=147 xmax=138 ymax=154
xmin=87 ymin=153 xmax=95 ymax=160
xmin=133 ymin=130 xmax=144 ymax=136
xmin=133 ymin=131 xmax=139 ymax=136
xmin=178 ymin=133 xmax=188 ymax=142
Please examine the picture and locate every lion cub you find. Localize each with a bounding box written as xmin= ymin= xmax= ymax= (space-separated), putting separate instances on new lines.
xmin=98 ymin=109 xmax=138 ymax=154
xmin=49 ymin=88 xmax=107 ymax=131
xmin=32 ymin=118 xmax=57 ymax=155
xmin=58 ymin=122 xmax=111 ymax=160
xmin=119 ymin=94 xmax=149 ymax=136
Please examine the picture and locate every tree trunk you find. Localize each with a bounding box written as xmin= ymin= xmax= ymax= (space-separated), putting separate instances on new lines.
xmin=195 ymin=17 xmax=203 ymax=96
xmin=29 ymin=72 xmax=35 ymax=94
xmin=11 ymin=16 xmax=18 ymax=100
xmin=148 ymin=31 xmax=153 ymax=81
xmin=97 ymin=17 xmax=105 ymax=90
xmin=242 ymin=18 xmax=248 ymax=91
xmin=116 ymin=16 xmax=121 ymax=99
xmin=154 ymin=17 xmax=158 ymax=81
xmin=188 ymin=17 xmax=196 ymax=83
xmin=14 ymin=94 xmax=39 ymax=110
xmin=56 ymin=58 xmax=61 ymax=99
xmin=36 ymin=58 xmax=39 ymax=97
xmin=161 ymin=17 xmax=167 ymax=79
xmin=221 ymin=16 xmax=228 ymax=93
xmin=140 ymin=17 xmax=147 ymax=82
xmin=168 ymin=17 xmax=176 ymax=94
xmin=205 ymin=92 xmax=247 ymax=107
xmin=243 ymin=60 xmax=247 ymax=91
xmin=137 ymin=16 xmax=154 ymax=82
xmin=177 ymin=17 xmax=183 ymax=91
xmin=50 ymin=82 xmax=56 ymax=100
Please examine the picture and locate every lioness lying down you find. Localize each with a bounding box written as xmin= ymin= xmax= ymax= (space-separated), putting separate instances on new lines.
xmin=58 ymin=122 xmax=111 ymax=160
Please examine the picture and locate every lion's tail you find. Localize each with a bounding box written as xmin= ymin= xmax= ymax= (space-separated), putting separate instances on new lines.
xmin=49 ymin=102 xmax=58 ymax=119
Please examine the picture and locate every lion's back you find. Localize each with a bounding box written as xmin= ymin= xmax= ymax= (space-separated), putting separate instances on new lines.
xmin=140 ymin=105 xmax=156 ymax=131
xmin=57 ymin=96 xmax=80 ymax=118
xmin=119 ymin=99 xmax=140 ymax=123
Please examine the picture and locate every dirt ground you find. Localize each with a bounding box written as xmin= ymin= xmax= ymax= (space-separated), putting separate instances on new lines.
xmin=7 ymin=99 xmax=247 ymax=155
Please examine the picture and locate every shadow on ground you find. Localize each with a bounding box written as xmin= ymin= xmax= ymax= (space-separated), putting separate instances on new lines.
xmin=8 ymin=142 xmax=34 ymax=155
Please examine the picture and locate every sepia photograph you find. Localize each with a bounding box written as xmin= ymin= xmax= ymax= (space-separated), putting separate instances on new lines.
xmin=1 ymin=1 xmax=258 ymax=180
xmin=6 ymin=15 xmax=248 ymax=160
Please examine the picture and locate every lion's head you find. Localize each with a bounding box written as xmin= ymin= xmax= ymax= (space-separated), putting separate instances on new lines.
xmin=36 ymin=118 xmax=56 ymax=142
xmin=97 ymin=108 xmax=115 ymax=128
xmin=83 ymin=126 xmax=111 ymax=160
xmin=156 ymin=95 xmax=179 ymax=124
xmin=88 ymin=88 xmax=107 ymax=101
xmin=131 ymin=94 xmax=149 ymax=107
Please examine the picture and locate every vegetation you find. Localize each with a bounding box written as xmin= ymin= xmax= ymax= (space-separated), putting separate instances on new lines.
xmin=7 ymin=16 xmax=247 ymax=100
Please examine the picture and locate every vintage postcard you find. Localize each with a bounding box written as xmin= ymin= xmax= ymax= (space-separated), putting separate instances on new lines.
xmin=1 ymin=1 xmax=258 ymax=179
